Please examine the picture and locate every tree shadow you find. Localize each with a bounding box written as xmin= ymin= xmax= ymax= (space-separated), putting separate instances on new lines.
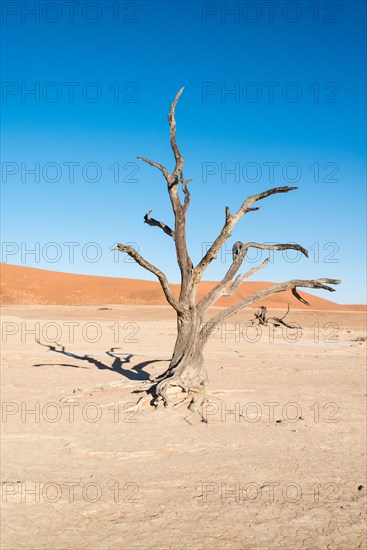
xmin=33 ymin=341 xmax=166 ymax=381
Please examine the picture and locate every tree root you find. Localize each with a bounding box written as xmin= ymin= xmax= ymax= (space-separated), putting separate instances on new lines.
xmin=133 ymin=373 xmax=209 ymax=420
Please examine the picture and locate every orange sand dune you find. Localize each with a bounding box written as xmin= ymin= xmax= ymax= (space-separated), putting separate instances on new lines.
xmin=344 ymin=304 xmax=367 ymax=311
xmin=0 ymin=263 xmax=359 ymax=310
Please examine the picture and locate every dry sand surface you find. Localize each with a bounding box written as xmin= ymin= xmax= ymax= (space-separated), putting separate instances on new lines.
xmin=1 ymin=300 xmax=366 ymax=549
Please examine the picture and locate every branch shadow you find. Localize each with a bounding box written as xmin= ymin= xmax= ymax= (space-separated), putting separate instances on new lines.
xmin=33 ymin=342 xmax=167 ymax=381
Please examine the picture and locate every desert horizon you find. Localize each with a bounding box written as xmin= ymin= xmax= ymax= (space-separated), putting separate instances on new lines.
xmin=2 ymin=263 xmax=366 ymax=310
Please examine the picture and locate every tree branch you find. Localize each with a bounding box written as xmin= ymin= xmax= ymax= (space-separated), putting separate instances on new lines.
xmin=169 ymin=87 xmax=185 ymax=179
xmin=192 ymin=186 xmax=298 ymax=285
xmin=196 ymin=236 xmax=257 ymax=310
xmin=136 ymin=90 xmax=193 ymax=298
xmin=144 ymin=210 xmax=175 ymax=238
xmin=239 ymin=241 xmax=309 ymax=258
xmin=198 ymin=241 xmax=308 ymax=312
xmin=198 ymin=257 xmax=270 ymax=313
xmin=136 ymin=156 xmax=170 ymax=182
xmin=201 ymin=278 xmax=341 ymax=340
xmin=224 ymin=258 xmax=270 ymax=296
xmin=240 ymin=186 xmax=298 ymax=213
xmin=181 ymin=175 xmax=192 ymax=212
xmin=113 ymin=243 xmax=183 ymax=313
xmin=165 ymin=89 xmax=193 ymax=294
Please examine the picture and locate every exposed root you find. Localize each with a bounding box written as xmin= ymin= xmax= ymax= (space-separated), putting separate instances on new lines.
xmin=133 ymin=373 xmax=209 ymax=419
xmin=122 ymin=395 xmax=149 ymax=413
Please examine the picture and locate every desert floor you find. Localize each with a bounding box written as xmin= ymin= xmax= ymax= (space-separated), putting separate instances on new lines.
xmin=1 ymin=305 xmax=366 ymax=549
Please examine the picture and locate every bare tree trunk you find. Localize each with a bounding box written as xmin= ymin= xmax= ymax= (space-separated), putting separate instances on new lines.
xmin=150 ymin=307 xmax=208 ymax=409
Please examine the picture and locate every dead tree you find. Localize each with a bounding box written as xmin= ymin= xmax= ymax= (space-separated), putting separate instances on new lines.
xmin=114 ymin=88 xmax=340 ymax=412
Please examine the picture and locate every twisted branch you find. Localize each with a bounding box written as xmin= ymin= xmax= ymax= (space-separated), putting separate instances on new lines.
xmin=193 ymin=186 xmax=298 ymax=285
xmin=144 ymin=210 xmax=175 ymax=238
xmin=198 ymin=241 xmax=308 ymax=312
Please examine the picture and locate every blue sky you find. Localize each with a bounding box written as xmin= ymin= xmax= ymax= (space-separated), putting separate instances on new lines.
xmin=1 ymin=0 xmax=366 ymax=303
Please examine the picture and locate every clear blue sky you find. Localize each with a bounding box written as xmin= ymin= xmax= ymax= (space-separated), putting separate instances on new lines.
xmin=1 ymin=0 xmax=366 ymax=303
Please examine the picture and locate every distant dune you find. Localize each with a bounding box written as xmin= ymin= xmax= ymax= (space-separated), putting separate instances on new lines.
xmin=0 ymin=263 xmax=362 ymax=311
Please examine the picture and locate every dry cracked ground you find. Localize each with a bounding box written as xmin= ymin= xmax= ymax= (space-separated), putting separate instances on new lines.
xmin=1 ymin=305 xmax=366 ymax=549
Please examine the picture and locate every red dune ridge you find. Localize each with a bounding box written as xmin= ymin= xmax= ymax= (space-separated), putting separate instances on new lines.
xmin=0 ymin=263 xmax=363 ymax=311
